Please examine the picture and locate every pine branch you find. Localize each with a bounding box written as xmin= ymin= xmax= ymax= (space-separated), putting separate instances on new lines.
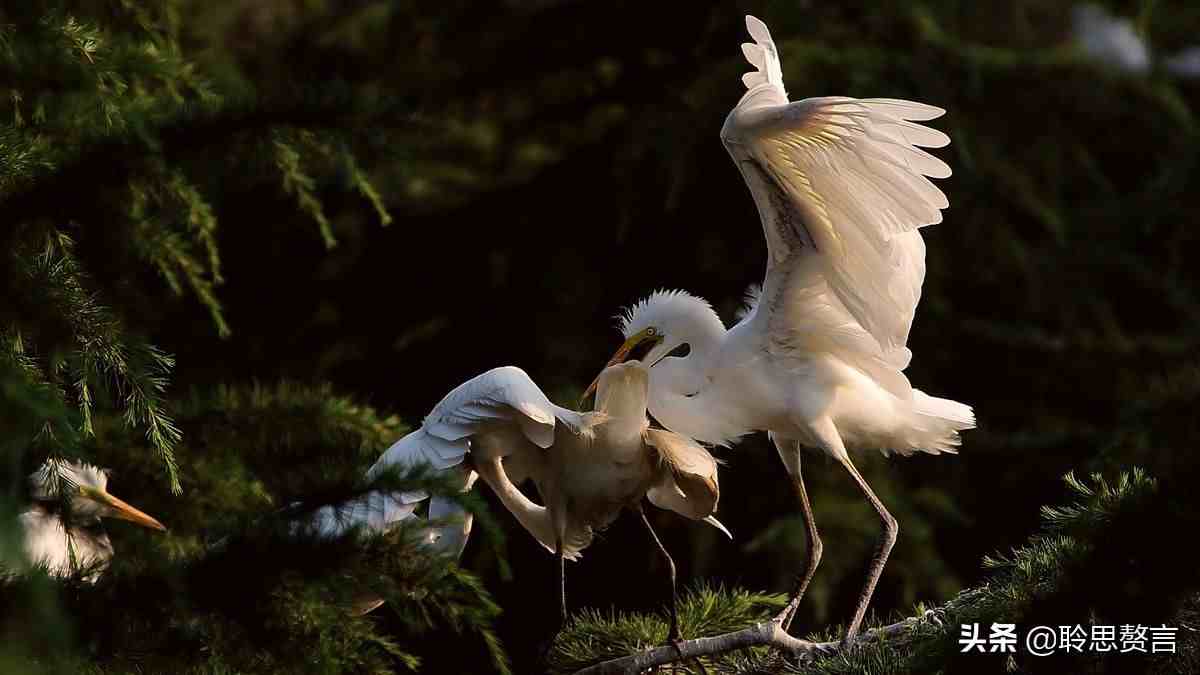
xmin=1 ymin=86 xmax=421 ymax=229
xmin=272 ymin=129 xmax=336 ymax=248
xmin=572 ymin=617 xmax=918 ymax=675
xmin=5 ymin=233 xmax=183 ymax=492
xmin=554 ymin=468 xmax=1197 ymax=674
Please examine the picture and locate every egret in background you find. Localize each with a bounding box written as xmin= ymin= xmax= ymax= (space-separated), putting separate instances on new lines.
xmin=19 ymin=460 xmax=167 ymax=581
xmin=316 ymin=362 xmax=728 ymax=637
xmin=1072 ymin=3 xmax=1150 ymax=74
xmin=1071 ymin=3 xmax=1200 ymax=78
xmin=584 ymin=15 xmax=975 ymax=644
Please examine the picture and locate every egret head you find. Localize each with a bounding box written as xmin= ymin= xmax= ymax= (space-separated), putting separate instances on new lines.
xmin=591 ymin=360 xmax=649 ymax=420
xmin=581 ymin=290 xmax=725 ymax=405
xmin=30 ymin=460 xmax=167 ymax=531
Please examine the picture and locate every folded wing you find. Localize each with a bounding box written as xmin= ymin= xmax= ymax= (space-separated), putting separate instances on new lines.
xmin=644 ymin=428 xmax=720 ymax=520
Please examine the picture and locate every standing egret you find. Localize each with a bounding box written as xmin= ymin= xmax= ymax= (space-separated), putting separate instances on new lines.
xmin=584 ymin=15 xmax=975 ymax=644
xmin=19 ymin=460 xmax=167 ymax=581
xmin=315 ymin=362 xmax=728 ymax=637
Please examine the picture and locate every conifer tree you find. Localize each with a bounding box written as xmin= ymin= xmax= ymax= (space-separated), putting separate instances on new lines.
xmin=3 ymin=2 xmax=1199 ymax=674
xmin=2 ymin=2 xmax=505 ymax=672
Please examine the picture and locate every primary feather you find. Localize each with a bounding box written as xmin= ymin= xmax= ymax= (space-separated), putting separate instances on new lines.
xmin=614 ymin=15 xmax=973 ymax=458
xmin=723 ymin=15 xmax=950 ymax=364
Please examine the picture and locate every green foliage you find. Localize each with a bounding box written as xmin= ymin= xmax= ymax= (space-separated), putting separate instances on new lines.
xmin=2 ymin=380 xmax=509 ymax=674
xmin=0 ymin=0 xmax=396 ymax=489
xmin=548 ymin=583 xmax=786 ymax=674
xmin=555 ymin=469 xmax=1197 ymax=674
xmin=4 ymin=0 xmax=1200 ymax=672
xmin=1 ymin=4 xmax=486 ymax=669
xmin=3 ymin=233 xmax=181 ymax=490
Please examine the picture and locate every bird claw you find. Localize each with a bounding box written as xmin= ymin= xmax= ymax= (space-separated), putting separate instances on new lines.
xmin=661 ymin=637 xmax=685 ymax=675
xmin=770 ymin=603 xmax=798 ymax=629
xmin=659 ymin=633 xmax=711 ymax=675
xmin=811 ymin=642 xmax=838 ymax=658
xmin=786 ymin=641 xmax=833 ymax=667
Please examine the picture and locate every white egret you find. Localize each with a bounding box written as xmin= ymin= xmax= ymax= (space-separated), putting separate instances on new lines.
xmin=19 ymin=460 xmax=166 ymax=581
xmin=1071 ymin=4 xmax=1200 ymax=79
xmin=584 ymin=15 xmax=975 ymax=644
xmin=315 ymin=362 xmax=728 ymax=634
xmin=1072 ymin=4 xmax=1150 ymax=74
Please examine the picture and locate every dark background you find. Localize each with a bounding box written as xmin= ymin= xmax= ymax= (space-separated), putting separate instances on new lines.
xmin=9 ymin=1 xmax=1200 ymax=671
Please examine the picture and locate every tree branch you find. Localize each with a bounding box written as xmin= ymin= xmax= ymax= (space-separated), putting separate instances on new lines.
xmin=571 ymin=615 xmax=921 ymax=675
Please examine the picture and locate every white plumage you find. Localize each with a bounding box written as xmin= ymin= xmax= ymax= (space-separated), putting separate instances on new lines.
xmin=1072 ymin=3 xmax=1151 ymax=75
xmin=18 ymin=460 xmax=166 ymax=581
xmin=1070 ymin=3 xmax=1200 ymax=79
xmin=316 ymin=363 xmax=727 ymax=621
xmin=588 ymin=15 xmax=975 ymax=645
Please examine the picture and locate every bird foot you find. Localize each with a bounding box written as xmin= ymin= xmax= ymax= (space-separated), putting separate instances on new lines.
xmin=660 ymin=632 xmax=710 ymax=675
xmin=838 ymin=631 xmax=863 ymax=653
xmin=803 ymin=641 xmax=838 ymax=661
xmin=770 ymin=603 xmax=799 ymax=631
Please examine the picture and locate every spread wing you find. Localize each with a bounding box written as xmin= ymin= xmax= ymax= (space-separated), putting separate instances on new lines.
xmin=314 ymin=366 xmax=585 ymax=556
xmin=371 ymin=365 xmax=585 ymax=476
xmin=724 ymin=16 xmax=952 ymax=391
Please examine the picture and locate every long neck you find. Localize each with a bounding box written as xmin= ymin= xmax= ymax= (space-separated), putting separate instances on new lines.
xmin=685 ymin=316 xmax=726 ymax=370
xmin=594 ymin=367 xmax=651 ymax=449
xmin=475 ymin=457 xmax=557 ymax=554
xmin=647 ymin=331 xmax=744 ymax=444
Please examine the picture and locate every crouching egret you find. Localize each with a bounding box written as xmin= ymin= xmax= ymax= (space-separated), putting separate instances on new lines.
xmin=19 ymin=460 xmax=166 ymax=581
xmin=584 ymin=15 xmax=975 ymax=645
xmin=316 ymin=362 xmax=728 ymax=637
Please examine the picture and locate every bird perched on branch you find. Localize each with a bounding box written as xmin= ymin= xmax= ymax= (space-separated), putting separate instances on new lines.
xmin=19 ymin=459 xmax=167 ymax=582
xmin=316 ymin=362 xmax=728 ymax=636
xmin=584 ymin=15 xmax=974 ymax=646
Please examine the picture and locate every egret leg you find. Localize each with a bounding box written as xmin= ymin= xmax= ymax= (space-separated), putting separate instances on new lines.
xmin=638 ymin=506 xmax=680 ymax=641
xmin=537 ymin=540 xmax=568 ymax=668
xmin=557 ymin=540 xmax=567 ymax=624
xmin=802 ymin=418 xmax=896 ymax=646
xmin=837 ymin=454 xmax=897 ymax=645
xmin=770 ymin=436 xmax=823 ymax=632
xmin=637 ymin=505 xmax=704 ymax=675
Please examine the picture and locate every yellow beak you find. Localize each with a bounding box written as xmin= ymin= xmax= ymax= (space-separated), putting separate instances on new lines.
xmin=579 ymin=329 xmax=660 ymax=407
xmin=82 ymin=486 xmax=167 ymax=531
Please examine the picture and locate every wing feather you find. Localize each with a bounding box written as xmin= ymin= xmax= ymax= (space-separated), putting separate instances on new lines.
xmin=420 ymin=366 xmax=574 ymax=447
xmin=723 ymin=16 xmax=952 ymax=367
xmin=314 ymin=366 xmax=576 ymax=554
xmin=644 ymin=428 xmax=720 ymax=520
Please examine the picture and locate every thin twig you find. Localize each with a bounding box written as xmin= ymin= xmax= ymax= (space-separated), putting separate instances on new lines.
xmin=572 ymin=616 xmax=919 ymax=675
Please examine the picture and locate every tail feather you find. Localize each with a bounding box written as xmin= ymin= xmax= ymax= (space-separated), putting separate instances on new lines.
xmin=894 ymin=390 xmax=975 ymax=456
